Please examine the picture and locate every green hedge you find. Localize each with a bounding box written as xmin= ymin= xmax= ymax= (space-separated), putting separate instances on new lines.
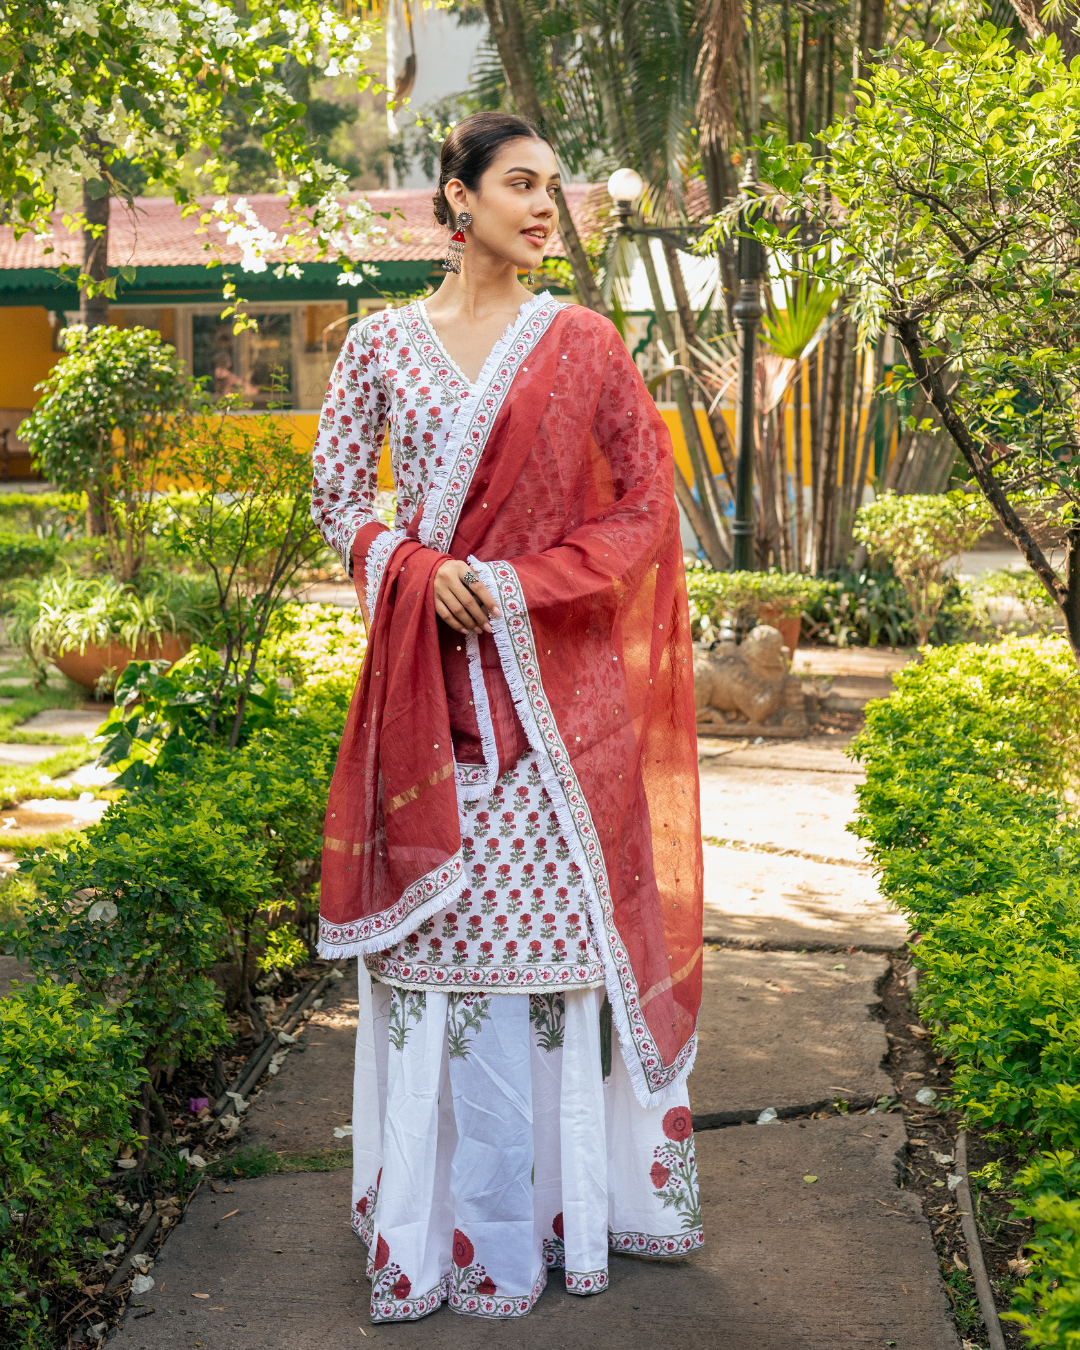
xmin=0 ymin=669 xmax=353 ymax=1344
xmin=0 ymin=983 xmax=144 ymax=1345
xmin=851 ymin=636 xmax=1080 ymax=1344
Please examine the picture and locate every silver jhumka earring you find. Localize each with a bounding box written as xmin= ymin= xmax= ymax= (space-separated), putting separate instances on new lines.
xmin=442 ymin=210 xmax=472 ymax=274
xmin=526 ymin=270 xmax=534 ymax=286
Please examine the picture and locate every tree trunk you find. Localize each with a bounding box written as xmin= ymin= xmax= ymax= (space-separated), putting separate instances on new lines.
xmin=639 ymin=240 xmax=730 ymax=568
xmin=837 ymin=335 xmax=860 ymax=559
xmin=1007 ymin=0 xmax=1080 ymax=61
xmin=792 ymin=364 xmax=807 ymax=567
xmin=815 ymin=311 xmax=847 ymax=572
xmin=80 ymin=177 xmax=110 ymax=330
xmin=807 ymin=343 xmax=822 ymax=567
xmin=482 ymin=0 xmax=609 ymax=317
xmin=662 ymin=240 xmax=737 ymax=492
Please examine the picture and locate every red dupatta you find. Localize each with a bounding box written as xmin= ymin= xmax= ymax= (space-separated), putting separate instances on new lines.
xmin=318 ymin=299 xmax=703 ymax=1104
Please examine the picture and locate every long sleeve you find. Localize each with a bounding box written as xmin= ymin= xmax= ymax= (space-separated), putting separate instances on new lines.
xmin=310 ymin=316 xmax=390 ymax=576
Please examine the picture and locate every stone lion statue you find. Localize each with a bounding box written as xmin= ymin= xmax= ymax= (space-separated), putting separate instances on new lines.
xmin=693 ymin=625 xmax=808 ymax=736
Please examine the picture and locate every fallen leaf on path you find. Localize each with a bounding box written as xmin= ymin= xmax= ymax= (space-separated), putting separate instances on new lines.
xmin=953 ymin=1253 xmax=968 ymax=1271
xmin=933 ymin=1152 xmax=954 ymax=1165
xmin=1009 ymin=1257 xmax=1033 ymax=1277
xmin=130 ymin=1275 xmax=155 ymax=1294
xmin=756 ymin=1107 xmax=778 ymax=1124
xmin=334 ymin=1125 xmax=354 ymax=1139
xmin=907 ymin=1025 xmax=930 ymax=1039
xmin=192 ymin=1292 xmax=210 ymax=1298
xmin=908 ymin=1139 xmax=928 ymax=1148
xmin=947 ymin=1174 xmax=963 ymax=1191
xmin=802 ymin=1175 xmax=817 ymax=1183
xmin=915 ymin=1088 xmax=938 ymax=1105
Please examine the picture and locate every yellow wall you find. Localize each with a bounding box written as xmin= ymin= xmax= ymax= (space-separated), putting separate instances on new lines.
xmin=0 ymin=305 xmax=893 ymax=494
xmin=0 ymin=307 xmax=62 ymax=407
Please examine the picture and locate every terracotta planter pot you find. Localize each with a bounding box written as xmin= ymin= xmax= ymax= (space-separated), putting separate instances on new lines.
xmin=756 ymin=604 xmax=802 ymax=656
xmin=51 ymin=635 xmax=189 ymax=690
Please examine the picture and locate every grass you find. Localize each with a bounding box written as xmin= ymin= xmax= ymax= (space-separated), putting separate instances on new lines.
xmin=0 ymin=744 xmax=103 ymax=804
xmin=0 ymin=682 xmax=84 ymax=742
xmin=211 ymin=1144 xmax=352 ymax=1179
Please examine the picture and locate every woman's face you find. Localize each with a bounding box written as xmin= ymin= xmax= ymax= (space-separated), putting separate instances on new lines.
xmin=444 ymin=137 xmax=560 ymax=273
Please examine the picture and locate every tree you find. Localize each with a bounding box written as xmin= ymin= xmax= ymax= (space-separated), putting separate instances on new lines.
xmin=164 ymin=404 xmax=327 ymax=748
xmin=753 ymin=27 xmax=1080 ymax=659
xmin=1 ymin=0 xmax=383 ymax=325
xmin=19 ymin=325 xmax=194 ymax=580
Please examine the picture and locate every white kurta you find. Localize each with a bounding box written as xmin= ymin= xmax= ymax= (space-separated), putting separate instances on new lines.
xmin=313 ymin=299 xmax=703 ymax=1322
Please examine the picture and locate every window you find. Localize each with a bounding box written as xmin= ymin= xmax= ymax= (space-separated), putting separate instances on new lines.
xmin=62 ymin=303 xmax=387 ymax=411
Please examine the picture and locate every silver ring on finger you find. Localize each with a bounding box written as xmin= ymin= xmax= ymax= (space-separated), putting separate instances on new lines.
xmin=461 ymin=570 xmax=480 ymax=587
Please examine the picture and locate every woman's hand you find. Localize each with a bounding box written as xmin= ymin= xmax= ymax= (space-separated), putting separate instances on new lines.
xmin=433 ymin=560 xmax=501 ymax=634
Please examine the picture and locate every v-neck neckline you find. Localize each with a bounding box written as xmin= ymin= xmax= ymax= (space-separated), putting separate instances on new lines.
xmin=415 ymin=294 xmax=550 ymax=389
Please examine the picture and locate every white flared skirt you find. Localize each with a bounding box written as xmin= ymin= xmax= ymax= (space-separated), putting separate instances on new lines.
xmin=351 ymin=973 xmax=703 ymax=1322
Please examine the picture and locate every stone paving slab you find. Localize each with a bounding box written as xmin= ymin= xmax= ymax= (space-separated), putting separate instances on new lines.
xmin=241 ymin=976 xmax=358 ymax=1155
xmin=117 ymin=1115 xmax=956 ymax=1350
xmin=699 ymin=739 xmax=862 ymax=774
xmin=703 ymin=843 xmax=908 ymax=950
xmin=791 ymin=648 xmax=914 ymax=678
xmin=0 ymin=744 xmax=67 ymax=765
xmin=17 ymin=707 xmax=108 ymax=737
xmin=699 ymin=761 xmax=866 ymax=863
xmin=690 ymin=948 xmax=893 ymax=1125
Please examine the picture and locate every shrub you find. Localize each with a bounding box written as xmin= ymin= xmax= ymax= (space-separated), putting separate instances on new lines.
xmin=853 ymin=489 xmax=992 ymax=645
xmin=0 ymin=982 xmax=144 ymax=1345
xmin=975 ymin=567 xmax=1059 ymax=638
xmin=7 ymin=811 xmax=234 ymax=1078
xmin=0 ymin=534 xmax=58 ymax=588
xmin=263 ymin=602 xmax=367 ymax=688
xmin=805 ymin=565 xmax=978 ymax=648
xmin=850 ymin=636 xmax=1080 ymax=1345
xmin=20 ymin=326 xmax=195 ymax=582
xmin=684 ymin=566 xmax=826 ymax=642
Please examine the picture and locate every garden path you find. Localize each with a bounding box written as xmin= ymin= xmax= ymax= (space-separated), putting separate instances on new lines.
xmin=117 ymin=731 xmax=960 ymax=1350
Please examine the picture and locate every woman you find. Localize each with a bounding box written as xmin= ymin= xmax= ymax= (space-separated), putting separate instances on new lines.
xmin=311 ymin=111 xmax=704 ymax=1324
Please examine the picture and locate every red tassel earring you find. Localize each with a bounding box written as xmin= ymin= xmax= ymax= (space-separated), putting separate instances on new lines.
xmin=442 ymin=210 xmax=472 ymax=274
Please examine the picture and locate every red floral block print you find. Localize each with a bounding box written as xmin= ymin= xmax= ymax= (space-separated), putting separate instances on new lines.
xmin=650 ymin=1161 xmax=671 ymax=1189
xmin=373 ymin=1234 xmax=390 ymax=1271
xmin=367 ymin=752 xmax=605 ymax=990
xmin=609 ymin=1230 xmax=704 ymax=1257
xmin=453 ymin=1229 xmax=475 ymax=1268
xmin=565 ymin=1269 xmax=609 ymax=1295
xmin=662 ymin=1105 xmax=694 ymax=1141
xmin=476 ymin=1276 xmax=498 ymax=1296
xmin=392 ymin=1274 xmax=411 ymax=1299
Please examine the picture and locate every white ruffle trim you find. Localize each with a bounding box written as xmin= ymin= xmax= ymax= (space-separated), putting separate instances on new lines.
xmin=364 ymin=527 xmax=406 ymax=620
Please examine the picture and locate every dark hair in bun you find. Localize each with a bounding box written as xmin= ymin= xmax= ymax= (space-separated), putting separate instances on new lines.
xmin=432 ymin=111 xmax=554 ymax=228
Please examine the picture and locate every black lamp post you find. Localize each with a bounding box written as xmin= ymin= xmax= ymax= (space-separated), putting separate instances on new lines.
xmin=732 ymin=161 xmax=764 ymax=572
